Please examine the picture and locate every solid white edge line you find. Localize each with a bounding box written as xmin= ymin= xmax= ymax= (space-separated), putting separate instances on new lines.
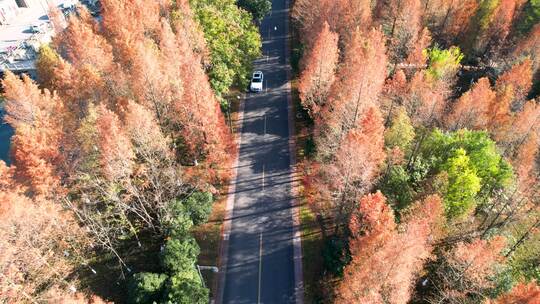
xmin=216 ymin=93 xmax=245 ymax=304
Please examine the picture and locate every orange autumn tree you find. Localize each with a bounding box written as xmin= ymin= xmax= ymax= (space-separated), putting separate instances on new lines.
xmin=42 ymin=0 xmax=233 ymax=185
xmin=336 ymin=192 xmax=443 ymax=304
xmin=447 ymin=77 xmax=496 ymax=130
xmin=2 ymin=72 xmax=64 ymax=197
xmin=0 ymin=160 xmax=90 ymax=303
xmin=495 ymin=59 xmax=533 ymax=109
xmin=95 ymin=105 xmax=135 ymax=181
xmin=298 ymin=22 xmax=339 ymax=119
xmin=427 ymin=236 xmax=507 ymax=302
xmin=374 ymin=0 xmax=423 ymax=64
xmin=315 ymin=28 xmax=387 ymax=159
xmin=512 ymin=24 xmax=540 ymax=73
xmin=305 ymin=106 xmax=386 ymax=234
xmin=489 ymin=281 xmax=540 ymax=304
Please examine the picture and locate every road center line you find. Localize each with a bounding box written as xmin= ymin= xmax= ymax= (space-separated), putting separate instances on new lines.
xmin=258 ymin=233 xmax=263 ymax=304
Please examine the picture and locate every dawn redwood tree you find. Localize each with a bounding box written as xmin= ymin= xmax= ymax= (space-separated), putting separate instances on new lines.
xmin=403 ymin=70 xmax=447 ymax=128
xmin=489 ymin=281 xmax=540 ymax=303
xmin=306 ymin=107 xmax=386 ymax=233
xmin=337 ymin=193 xmax=443 ymax=304
xmin=495 ymin=59 xmax=533 ymax=109
xmin=375 ymin=0 xmax=423 ymax=64
xmin=0 ymin=175 xmax=88 ymax=303
xmin=405 ymin=27 xmax=432 ymax=66
xmin=427 ymin=237 xmax=507 ymax=303
xmin=478 ymin=0 xmax=523 ymax=56
xmin=335 ymin=0 xmax=372 ymax=43
xmin=447 ymin=77 xmax=496 ymax=130
xmin=2 ymin=72 xmax=64 ymax=197
xmin=332 ymin=107 xmax=386 ymax=228
xmin=170 ymin=0 xmax=208 ymax=63
xmin=425 ymin=0 xmax=478 ymax=44
xmin=513 ymin=24 xmax=540 ymax=73
xmin=172 ymin=19 xmax=234 ymax=181
xmin=298 ymin=22 xmax=339 ymax=119
xmin=336 ymin=191 xmax=396 ymax=304
xmin=502 ymin=99 xmax=540 ymax=154
xmin=315 ymin=28 xmax=387 ymax=159
xmin=95 ymin=105 xmax=135 ymax=181
xmin=381 ymin=70 xmax=408 ymax=123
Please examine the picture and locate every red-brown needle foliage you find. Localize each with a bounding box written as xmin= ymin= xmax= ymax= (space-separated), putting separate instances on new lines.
xmin=306 ymin=107 xmax=386 ymax=232
xmin=428 ymin=236 xmax=507 ymax=302
xmin=496 ymin=59 xmax=533 ymax=108
xmin=403 ymin=70 xmax=448 ymax=127
xmin=406 ymin=27 xmax=432 ymax=66
xmin=298 ymin=22 xmax=339 ymax=119
xmin=0 ymin=167 xmax=88 ymax=303
xmin=478 ymin=0 xmax=522 ymax=54
xmin=439 ymin=0 xmax=479 ymax=43
xmin=513 ymin=24 xmax=540 ymax=73
xmin=2 ymin=72 xmax=64 ymax=197
xmin=375 ymin=0 xmax=423 ymax=63
xmin=489 ymin=281 xmax=540 ymax=304
xmin=95 ymin=105 xmax=135 ymax=181
xmin=315 ymin=28 xmax=387 ymax=158
xmin=447 ymin=77 xmax=496 ymax=130
xmin=451 ymin=237 xmax=506 ymax=285
xmin=292 ymin=0 xmax=372 ymax=47
xmin=336 ymin=193 xmax=443 ymax=304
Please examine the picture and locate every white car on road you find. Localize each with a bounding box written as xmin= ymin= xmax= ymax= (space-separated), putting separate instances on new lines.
xmin=250 ymin=71 xmax=264 ymax=92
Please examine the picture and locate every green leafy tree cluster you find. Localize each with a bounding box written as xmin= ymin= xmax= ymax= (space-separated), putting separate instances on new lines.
xmin=420 ymin=129 xmax=513 ymax=194
xmin=189 ymin=0 xmax=262 ymax=96
xmin=381 ymin=129 xmax=513 ymax=218
xmin=442 ymin=148 xmax=482 ymax=218
xmin=384 ymin=107 xmax=415 ymax=151
xmin=517 ymin=0 xmax=540 ymax=35
xmin=237 ymin=0 xmax=272 ymax=20
xmin=127 ymin=194 xmax=213 ymax=304
xmin=423 ymin=46 xmax=464 ymax=80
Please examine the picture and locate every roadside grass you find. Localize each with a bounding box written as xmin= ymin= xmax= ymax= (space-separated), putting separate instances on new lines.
xmin=192 ymin=193 xmax=227 ymax=299
xmin=192 ymin=90 xmax=242 ymax=300
xmin=290 ymin=55 xmax=325 ymax=303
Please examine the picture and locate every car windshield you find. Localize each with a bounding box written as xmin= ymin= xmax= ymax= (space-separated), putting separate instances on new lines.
xmin=252 ymin=78 xmax=262 ymax=83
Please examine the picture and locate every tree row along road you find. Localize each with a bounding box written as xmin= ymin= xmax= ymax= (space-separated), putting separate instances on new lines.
xmin=219 ymin=0 xmax=302 ymax=303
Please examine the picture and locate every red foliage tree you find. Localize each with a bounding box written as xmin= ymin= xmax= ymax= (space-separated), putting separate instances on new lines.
xmin=403 ymin=70 xmax=447 ymax=127
xmin=405 ymin=27 xmax=432 ymax=66
xmin=2 ymin=72 xmax=64 ymax=197
xmin=315 ymin=28 xmax=387 ymax=158
xmin=335 ymin=0 xmax=372 ymax=43
xmin=337 ymin=193 xmax=443 ymax=304
xmin=479 ymin=0 xmax=523 ymax=55
xmin=307 ymin=107 xmax=386 ymax=232
xmin=447 ymin=77 xmax=496 ymax=130
xmin=496 ymin=59 xmax=533 ymax=108
xmin=95 ymin=105 xmax=135 ymax=181
xmin=375 ymin=0 xmax=423 ymax=63
xmin=298 ymin=22 xmax=339 ymax=119
xmin=513 ymin=24 xmax=540 ymax=73
xmin=381 ymin=70 xmax=408 ymax=122
xmin=490 ymin=282 xmax=540 ymax=304
xmin=429 ymin=236 xmax=507 ymax=302
xmin=433 ymin=0 xmax=478 ymax=43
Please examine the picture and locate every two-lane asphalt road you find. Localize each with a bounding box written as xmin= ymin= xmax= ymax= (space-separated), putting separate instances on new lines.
xmin=219 ymin=0 xmax=302 ymax=303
